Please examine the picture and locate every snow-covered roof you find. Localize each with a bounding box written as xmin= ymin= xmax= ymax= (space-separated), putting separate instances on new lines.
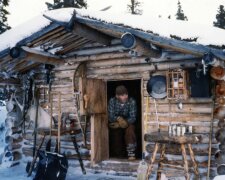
xmin=0 ymin=8 xmax=225 ymax=56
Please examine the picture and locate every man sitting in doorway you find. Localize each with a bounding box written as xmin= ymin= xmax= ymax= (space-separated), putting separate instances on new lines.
xmin=108 ymin=85 xmax=137 ymax=160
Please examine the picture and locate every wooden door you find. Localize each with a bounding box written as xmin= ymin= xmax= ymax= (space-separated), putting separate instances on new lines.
xmin=79 ymin=77 xmax=108 ymax=165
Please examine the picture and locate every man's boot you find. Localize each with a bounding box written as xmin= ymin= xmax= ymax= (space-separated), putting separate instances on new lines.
xmin=127 ymin=144 xmax=136 ymax=161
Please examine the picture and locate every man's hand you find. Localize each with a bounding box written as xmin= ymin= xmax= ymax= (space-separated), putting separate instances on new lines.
xmin=117 ymin=116 xmax=129 ymax=129
xmin=109 ymin=122 xmax=120 ymax=129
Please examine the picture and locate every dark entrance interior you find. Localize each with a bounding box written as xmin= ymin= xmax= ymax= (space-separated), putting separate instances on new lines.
xmin=107 ymin=79 xmax=142 ymax=159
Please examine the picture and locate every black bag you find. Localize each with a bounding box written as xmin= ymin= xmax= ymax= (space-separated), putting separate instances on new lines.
xmin=34 ymin=151 xmax=68 ymax=180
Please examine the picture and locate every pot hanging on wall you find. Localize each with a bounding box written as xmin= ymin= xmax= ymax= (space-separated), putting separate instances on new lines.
xmin=147 ymin=75 xmax=167 ymax=99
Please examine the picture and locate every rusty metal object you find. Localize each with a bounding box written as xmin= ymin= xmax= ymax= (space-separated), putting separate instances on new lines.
xmin=210 ymin=66 xmax=225 ymax=80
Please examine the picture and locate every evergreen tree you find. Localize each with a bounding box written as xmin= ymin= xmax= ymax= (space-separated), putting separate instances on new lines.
xmin=213 ymin=5 xmax=225 ymax=29
xmin=46 ymin=0 xmax=87 ymax=10
xmin=127 ymin=0 xmax=142 ymax=15
xmin=0 ymin=0 xmax=10 ymax=34
xmin=175 ymin=0 xmax=188 ymax=21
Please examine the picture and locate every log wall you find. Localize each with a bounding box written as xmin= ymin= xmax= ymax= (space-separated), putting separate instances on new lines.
xmin=20 ymin=44 xmax=217 ymax=179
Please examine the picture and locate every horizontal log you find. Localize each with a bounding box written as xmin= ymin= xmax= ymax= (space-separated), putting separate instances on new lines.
xmin=0 ymin=78 xmax=21 ymax=86
xmin=144 ymin=104 xmax=212 ymax=114
xmin=121 ymin=32 xmax=161 ymax=58
xmin=143 ymin=112 xmax=212 ymax=121
xmin=144 ymin=132 xmax=201 ymax=144
xmin=66 ymin=51 xmax=131 ymax=63
xmin=87 ymin=60 xmax=200 ymax=75
xmin=143 ymin=97 xmax=213 ymax=104
xmin=145 ymin=124 xmax=218 ymax=134
xmin=87 ymin=72 xmax=146 ymax=80
xmin=87 ymin=57 xmax=146 ymax=68
xmin=66 ymin=45 xmax=128 ymax=57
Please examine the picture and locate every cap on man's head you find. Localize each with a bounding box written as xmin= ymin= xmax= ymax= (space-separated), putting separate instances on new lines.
xmin=116 ymin=85 xmax=128 ymax=95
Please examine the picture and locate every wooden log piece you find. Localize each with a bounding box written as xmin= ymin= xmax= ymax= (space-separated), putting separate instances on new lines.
xmin=181 ymin=144 xmax=190 ymax=180
xmin=157 ymin=144 xmax=166 ymax=180
xmin=146 ymin=143 xmax=159 ymax=180
xmin=187 ymin=144 xmax=199 ymax=177
xmin=144 ymin=132 xmax=201 ymax=144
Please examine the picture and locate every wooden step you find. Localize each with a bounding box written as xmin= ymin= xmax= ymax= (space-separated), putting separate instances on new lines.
xmin=86 ymin=159 xmax=140 ymax=177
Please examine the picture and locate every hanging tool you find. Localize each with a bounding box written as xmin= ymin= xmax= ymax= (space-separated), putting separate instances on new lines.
xmin=33 ymin=88 xmax=39 ymax=157
xmin=27 ymin=135 xmax=46 ymax=177
xmin=57 ymin=92 xmax=62 ymax=153
xmin=83 ymin=94 xmax=89 ymax=146
xmin=207 ymin=83 xmax=216 ymax=180
xmin=70 ymin=131 xmax=86 ymax=174
xmin=46 ymin=91 xmax=53 ymax=151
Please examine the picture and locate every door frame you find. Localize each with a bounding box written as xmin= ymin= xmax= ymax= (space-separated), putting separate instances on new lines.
xmin=91 ymin=78 xmax=144 ymax=165
xmin=106 ymin=78 xmax=144 ymax=160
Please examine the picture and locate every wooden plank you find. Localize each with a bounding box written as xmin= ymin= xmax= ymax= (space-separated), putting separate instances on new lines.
xmin=81 ymin=78 xmax=107 ymax=115
xmin=72 ymin=22 xmax=112 ymax=45
xmin=15 ymin=23 xmax=60 ymax=48
xmin=31 ymin=28 xmax=67 ymax=47
xmin=181 ymin=144 xmax=190 ymax=180
xmin=91 ymin=114 xmax=109 ymax=165
xmin=146 ymin=143 xmax=218 ymax=156
xmin=144 ymin=132 xmax=201 ymax=144
xmin=43 ymin=14 xmax=112 ymax=45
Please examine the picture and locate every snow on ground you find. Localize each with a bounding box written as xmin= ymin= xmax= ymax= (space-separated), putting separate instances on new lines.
xmin=214 ymin=175 xmax=225 ymax=180
xmin=0 ymin=162 xmax=135 ymax=180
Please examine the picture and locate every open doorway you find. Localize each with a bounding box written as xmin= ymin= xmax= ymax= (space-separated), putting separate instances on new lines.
xmin=107 ymin=79 xmax=142 ymax=159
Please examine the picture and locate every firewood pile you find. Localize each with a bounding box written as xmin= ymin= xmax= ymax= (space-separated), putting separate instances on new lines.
xmin=211 ymin=66 xmax=225 ymax=175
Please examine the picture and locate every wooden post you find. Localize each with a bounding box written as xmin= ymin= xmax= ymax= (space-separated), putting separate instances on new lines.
xmin=157 ymin=144 xmax=166 ymax=180
xmin=146 ymin=143 xmax=159 ymax=180
xmin=181 ymin=144 xmax=190 ymax=180
xmin=187 ymin=144 xmax=199 ymax=177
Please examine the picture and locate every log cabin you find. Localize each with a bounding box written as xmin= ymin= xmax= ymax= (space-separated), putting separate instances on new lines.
xmin=0 ymin=7 xmax=225 ymax=179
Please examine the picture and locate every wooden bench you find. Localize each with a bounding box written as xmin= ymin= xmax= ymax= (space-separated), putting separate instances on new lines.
xmin=144 ymin=132 xmax=201 ymax=180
